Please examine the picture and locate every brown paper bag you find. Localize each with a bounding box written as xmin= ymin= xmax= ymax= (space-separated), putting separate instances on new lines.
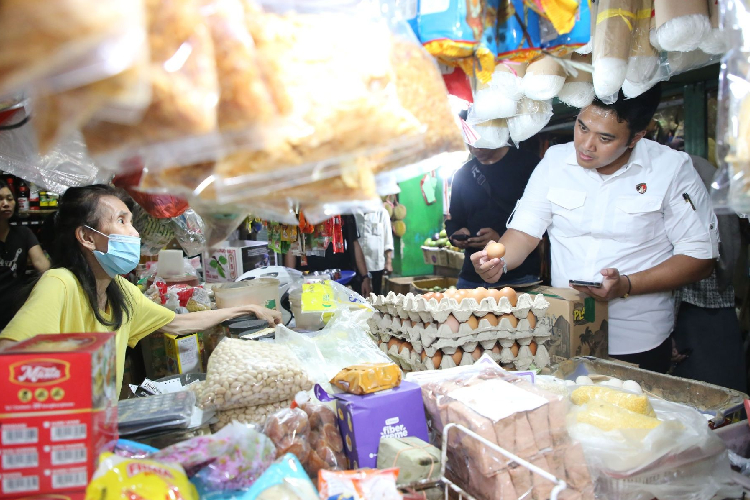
xmin=654 ymin=0 xmax=708 ymax=29
xmin=593 ymin=0 xmax=637 ymax=62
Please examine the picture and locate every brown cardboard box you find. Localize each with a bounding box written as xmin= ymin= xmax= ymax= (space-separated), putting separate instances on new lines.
xmin=385 ymin=276 xmax=439 ymax=295
xmin=410 ymin=277 xmax=458 ymax=294
xmin=530 ymin=287 xmax=609 ymax=363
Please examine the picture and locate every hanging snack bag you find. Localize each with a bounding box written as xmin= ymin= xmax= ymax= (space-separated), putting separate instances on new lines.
xmin=540 ymin=0 xmax=592 ymax=56
xmin=494 ymin=0 xmax=542 ymax=63
xmin=417 ymin=0 xmax=485 ymax=64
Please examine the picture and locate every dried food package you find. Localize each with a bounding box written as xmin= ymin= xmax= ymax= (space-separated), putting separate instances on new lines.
xmin=0 ymin=0 xmax=146 ymax=96
xmin=82 ymin=0 xmax=218 ymax=162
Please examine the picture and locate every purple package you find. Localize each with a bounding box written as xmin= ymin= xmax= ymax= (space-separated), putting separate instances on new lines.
xmin=316 ymin=380 xmax=429 ymax=469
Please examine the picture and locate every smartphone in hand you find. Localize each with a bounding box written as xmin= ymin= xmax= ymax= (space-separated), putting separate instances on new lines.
xmin=451 ymin=233 xmax=469 ymax=241
xmin=569 ymin=280 xmax=603 ymax=288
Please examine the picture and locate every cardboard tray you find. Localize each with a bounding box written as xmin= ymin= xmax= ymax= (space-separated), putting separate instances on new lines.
xmin=410 ymin=277 xmax=458 ymax=294
xmin=554 ymin=356 xmax=748 ymax=428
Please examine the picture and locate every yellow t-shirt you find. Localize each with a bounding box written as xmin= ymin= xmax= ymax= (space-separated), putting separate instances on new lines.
xmin=0 ymin=268 xmax=175 ymax=393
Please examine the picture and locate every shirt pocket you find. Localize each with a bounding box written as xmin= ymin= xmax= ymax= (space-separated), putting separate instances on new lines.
xmin=547 ymin=187 xmax=587 ymax=235
xmin=612 ymin=196 xmax=663 ymax=244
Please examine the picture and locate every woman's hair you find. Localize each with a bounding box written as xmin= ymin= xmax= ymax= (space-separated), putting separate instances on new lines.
xmin=49 ymin=185 xmax=135 ymax=330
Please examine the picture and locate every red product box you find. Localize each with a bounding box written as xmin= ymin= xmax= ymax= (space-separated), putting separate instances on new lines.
xmin=0 ymin=408 xmax=116 ymax=497
xmin=0 ymin=333 xmax=117 ymax=415
xmin=4 ymin=492 xmax=85 ymax=500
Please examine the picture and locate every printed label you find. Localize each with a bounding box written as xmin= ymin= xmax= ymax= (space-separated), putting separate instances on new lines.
xmin=2 ymin=475 xmax=39 ymax=494
xmin=1 ymin=426 xmax=38 ymax=445
xmin=1 ymin=448 xmax=39 ymax=469
xmin=9 ymin=359 xmax=71 ymax=387
xmin=450 ymin=379 xmax=548 ymax=422
xmin=51 ymin=447 xmax=87 ymax=466
xmin=52 ymin=470 xmax=88 ymax=489
xmin=381 ymin=416 xmax=409 ymax=439
xmin=50 ymin=424 xmax=87 ymax=442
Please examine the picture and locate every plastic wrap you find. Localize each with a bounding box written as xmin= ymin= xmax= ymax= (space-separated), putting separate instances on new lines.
xmin=117 ymin=391 xmax=196 ymax=436
xmin=471 ymin=64 xmax=526 ymax=122
xmin=153 ymin=422 xmax=277 ymax=492
xmin=330 ymin=363 xmax=403 ymax=395
xmin=82 ymin=0 xmax=219 ymax=159
xmin=524 ymin=0 xmax=580 ymax=37
xmin=567 ymin=395 xmax=737 ymax=500
xmin=170 ymin=208 xmax=208 ymax=257
xmin=700 ymin=0 xmax=729 ymax=55
xmin=540 ymin=0 xmax=592 ymax=56
xmin=407 ymin=355 xmax=595 ymax=500
xmin=200 ymin=338 xmax=314 ymax=411
xmin=416 ymin=0 xmax=484 ymax=64
xmin=275 ymin=309 xmax=392 ymax=391
xmin=507 ymin=98 xmax=553 ymax=143
xmin=0 ymin=0 xmax=146 ymax=96
xmin=558 ymin=53 xmax=595 ymax=108
xmin=319 ymin=468 xmax=401 ymax=500
xmin=213 ymin=400 xmax=293 ymax=431
xmin=0 ymin=109 xmax=109 ymax=193
xmin=132 ymin=204 xmax=175 ymax=255
xmin=240 ymin=453 xmax=319 ymax=500
xmin=625 ymin=0 xmax=659 ymax=85
xmin=466 ymin=114 xmax=511 ymax=150
xmin=264 ymin=404 xmax=347 ymax=479
xmin=86 ymin=453 xmax=198 ymax=500
xmin=112 ymin=439 xmax=159 ymax=459
xmin=592 ymin=0 xmax=636 ymax=100
xmin=651 ymin=0 xmax=710 ymax=53
xmin=522 ymin=55 xmax=568 ymax=100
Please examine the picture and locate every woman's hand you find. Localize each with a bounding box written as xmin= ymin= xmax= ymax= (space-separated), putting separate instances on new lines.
xmin=236 ymin=305 xmax=281 ymax=326
xmin=469 ymin=245 xmax=504 ymax=283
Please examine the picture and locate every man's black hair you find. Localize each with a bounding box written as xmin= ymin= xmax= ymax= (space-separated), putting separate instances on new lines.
xmin=589 ymin=84 xmax=662 ymax=140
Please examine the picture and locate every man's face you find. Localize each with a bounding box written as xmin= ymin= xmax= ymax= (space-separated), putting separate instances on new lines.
xmin=468 ymin=145 xmax=509 ymax=165
xmin=573 ymin=106 xmax=637 ymax=170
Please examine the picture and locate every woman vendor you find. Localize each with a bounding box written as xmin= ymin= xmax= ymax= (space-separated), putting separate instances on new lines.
xmin=0 ymin=180 xmax=50 ymax=330
xmin=0 ymin=185 xmax=280 ymax=392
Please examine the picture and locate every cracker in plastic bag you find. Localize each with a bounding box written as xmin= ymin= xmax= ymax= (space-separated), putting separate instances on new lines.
xmin=331 ymin=363 xmax=402 ymax=395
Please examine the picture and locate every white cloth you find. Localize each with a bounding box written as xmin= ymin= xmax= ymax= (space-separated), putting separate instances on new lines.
xmin=354 ymin=208 xmax=394 ymax=272
xmin=508 ymin=139 xmax=719 ymax=355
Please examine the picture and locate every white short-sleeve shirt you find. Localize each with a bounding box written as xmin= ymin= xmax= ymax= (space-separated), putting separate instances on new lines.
xmin=508 ymin=139 xmax=719 ymax=355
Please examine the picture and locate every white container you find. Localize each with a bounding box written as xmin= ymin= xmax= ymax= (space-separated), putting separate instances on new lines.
xmin=157 ymin=249 xmax=184 ymax=277
xmin=214 ymin=278 xmax=280 ymax=311
xmin=289 ymin=288 xmax=325 ymax=331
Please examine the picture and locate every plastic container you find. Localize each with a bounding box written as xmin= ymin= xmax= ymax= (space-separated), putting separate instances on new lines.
xmin=288 ymin=288 xmax=325 ymax=331
xmin=157 ymin=249 xmax=185 ymax=277
xmin=213 ymin=277 xmax=280 ymax=310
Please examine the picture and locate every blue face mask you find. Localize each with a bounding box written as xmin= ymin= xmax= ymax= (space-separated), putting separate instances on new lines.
xmin=85 ymin=226 xmax=141 ymax=278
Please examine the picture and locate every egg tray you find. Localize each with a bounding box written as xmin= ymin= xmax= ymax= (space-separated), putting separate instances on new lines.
xmin=375 ymin=335 xmax=551 ymax=373
xmin=368 ymin=291 xmax=549 ymax=324
xmin=367 ymin=312 xmax=552 ymax=350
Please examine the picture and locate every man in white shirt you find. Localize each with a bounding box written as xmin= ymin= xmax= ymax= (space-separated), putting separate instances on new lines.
xmin=354 ymin=208 xmax=394 ymax=296
xmin=471 ymin=85 xmax=719 ymax=372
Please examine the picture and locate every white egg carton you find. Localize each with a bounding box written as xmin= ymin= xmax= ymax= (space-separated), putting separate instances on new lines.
xmin=369 ymin=292 xmax=549 ymax=324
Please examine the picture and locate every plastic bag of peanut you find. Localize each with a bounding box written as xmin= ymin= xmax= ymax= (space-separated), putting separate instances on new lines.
xmin=200 ymin=339 xmax=312 ymax=411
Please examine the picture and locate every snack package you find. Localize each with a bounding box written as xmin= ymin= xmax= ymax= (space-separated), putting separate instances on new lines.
xmin=592 ymin=0 xmax=636 ymax=100
xmin=132 ymin=204 xmax=176 ymax=255
xmin=241 ymin=454 xmax=319 ymax=500
xmin=200 ymin=339 xmax=314 ymax=410
xmin=82 ymin=0 xmax=219 ymax=161
xmin=264 ymin=404 xmax=347 ymax=480
xmin=524 ymin=0 xmax=581 ymax=37
xmin=407 ymin=355 xmax=595 ymax=500
xmin=213 ymin=400 xmax=293 ymax=431
xmin=330 ymin=363 xmax=403 ymax=395
xmin=85 ymin=453 xmax=199 ymax=500
xmin=112 ymin=439 xmax=159 ymax=459
xmin=318 ymin=468 xmax=401 ymax=500
xmin=540 ymin=0 xmax=592 ymax=55
xmin=0 ymin=0 xmax=146 ymax=96
xmin=417 ymin=0 xmax=485 ymax=65
xmin=114 ymin=167 xmax=190 ymax=219
xmin=493 ymin=0 xmax=542 ymax=62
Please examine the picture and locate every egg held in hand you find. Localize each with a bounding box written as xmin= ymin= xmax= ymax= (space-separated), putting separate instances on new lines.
xmin=485 ymin=242 xmax=506 ymax=260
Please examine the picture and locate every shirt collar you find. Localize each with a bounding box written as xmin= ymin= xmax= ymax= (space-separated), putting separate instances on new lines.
xmin=564 ymin=140 xmax=651 ymax=176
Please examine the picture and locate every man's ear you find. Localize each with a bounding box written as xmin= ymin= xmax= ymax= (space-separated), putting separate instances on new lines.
xmin=629 ymin=130 xmax=647 ymax=148
xmin=76 ymin=226 xmax=96 ymax=252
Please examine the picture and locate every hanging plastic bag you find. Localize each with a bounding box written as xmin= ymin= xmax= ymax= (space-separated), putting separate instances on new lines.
xmin=170 ymin=208 xmax=208 ymax=257
xmin=507 ymin=98 xmax=553 ymax=143
xmin=540 ymin=0 xmax=592 ymax=55
xmin=132 ymin=204 xmax=175 ymax=255
xmin=113 ymin=167 xmax=190 ymax=219
xmin=494 ymin=0 xmax=542 ymax=63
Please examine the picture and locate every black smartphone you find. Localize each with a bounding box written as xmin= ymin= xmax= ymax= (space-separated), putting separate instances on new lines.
xmin=569 ymin=280 xmax=603 ymax=288
xmin=451 ymin=233 xmax=469 ymax=241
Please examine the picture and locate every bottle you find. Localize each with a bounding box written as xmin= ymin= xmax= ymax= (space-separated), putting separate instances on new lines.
xmin=29 ymin=183 xmax=39 ymax=210
xmin=17 ymin=180 xmax=29 ymax=211
xmin=39 ymin=190 xmax=48 ymax=208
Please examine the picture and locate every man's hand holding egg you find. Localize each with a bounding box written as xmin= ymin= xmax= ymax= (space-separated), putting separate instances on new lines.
xmin=470 ymin=240 xmax=506 ymax=283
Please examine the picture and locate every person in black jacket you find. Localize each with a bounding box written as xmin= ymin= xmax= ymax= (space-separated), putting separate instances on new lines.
xmin=445 ymin=143 xmax=541 ymax=289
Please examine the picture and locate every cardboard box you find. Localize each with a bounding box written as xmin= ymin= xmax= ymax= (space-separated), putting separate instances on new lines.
xmin=203 ymin=241 xmax=269 ymax=283
xmin=332 ymin=381 xmax=429 ymax=470
xmin=4 ymin=492 xmax=86 ymax=500
xmin=0 ymin=334 xmax=117 ymax=415
xmin=409 ymin=277 xmax=458 ymax=295
xmin=421 ymin=247 xmax=446 ymax=267
xmin=164 ymin=333 xmax=202 ymax=375
xmin=0 ymin=334 xmax=118 ymax=497
xmin=385 ymin=276 xmax=438 ymax=295
xmin=528 ymin=287 xmax=609 ymax=363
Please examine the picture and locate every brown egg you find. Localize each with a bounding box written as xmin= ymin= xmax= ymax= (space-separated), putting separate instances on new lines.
xmin=464 ymin=289 xmax=483 ymax=302
xmin=423 ymin=322 xmax=432 ymax=330
xmin=467 ymin=315 xmax=479 ymax=330
xmin=529 ymin=340 xmax=538 ymax=356
xmin=402 ymin=341 xmax=413 ymax=352
xmin=451 ymin=348 xmax=464 ymax=365
xmin=481 ymin=313 xmax=499 ymax=326
xmin=444 ymin=314 xmax=460 ymax=334
xmin=486 ymin=242 xmax=506 ymax=259
xmin=433 ymin=292 xmax=444 ymax=302
xmin=486 ymin=288 xmax=503 ymax=303
xmin=387 ymin=338 xmax=401 ymax=351
xmin=471 ymin=346 xmax=484 ymax=361
xmin=423 ymin=292 xmax=434 ymax=300
xmin=498 ymin=287 xmax=518 ymax=307
xmin=527 ymin=312 xmax=537 ymax=329
xmin=501 ymin=313 xmax=519 ymax=328
xmin=475 ymin=287 xmax=488 ymax=298
xmin=444 ymin=288 xmax=458 ymax=299
xmin=491 ymin=344 xmax=502 ymax=356
xmin=432 ymin=351 xmax=443 ymax=369
xmin=510 ymin=343 xmax=520 ymax=357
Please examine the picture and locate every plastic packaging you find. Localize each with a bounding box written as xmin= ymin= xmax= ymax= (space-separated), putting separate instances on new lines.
xmin=524 ymin=0 xmax=581 ymax=37
xmin=241 ymin=453 xmax=319 ymax=500
xmin=170 ymin=208 xmax=208 ymax=257
xmin=213 ymin=400 xmax=293 ymax=432
xmin=494 ymin=0 xmax=542 ymax=63
xmin=507 ymin=98 xmax=553 ymax=143
xmin=625 ymin=0 xmax=659 ymax=85
xmin=153 ymin=422 xmax=277 ymax=491
xmin=117 ymin=391 xmax=196 ymax=436
xmin=85 ymin=453 xmax=199 ymax=500
xmin=112 ymin=439 xmax=159 ymax=459
xmin=523 ymin=55 xmax=568 ymax=100
xmin=113 ymin=168 xmax=190 ymax=219
xmin=330 ymin=363 xmax=403 ymax=395
xmin=651 ymin=0 xmax=710 ymax=53
xmin=700 ymin=0 xmax=729 ymax=55
xmin=0 ymin=0 xmax=147 ymax=96
xmin=407 ymin=355 xmax=594 ymax=500
xmin=558 ymin=53 xmax=595 ymax=108
xmin=416 ymin=0 xmax=484 ymax=64
xmin=471 ymin=64 xmax=526 ymax=122
xmin=318 ymin=468 xmax=401 ymax=500
xmin=567 ymin=396 xmax=737 ymax=500
xmin=466 ymin=115 xmax=511 ymax=150
xmin=200 ymin=338 xmax=314 ymax=411
xmin=275 ymin=309 xmax=392 ymax=391
xmin=540 ymin=0 xmax=592 ymax=55
xmin=592 ymin=0 xmax=636 ymax=100
xmin=132 ymin=204 xmax=175 ymax=255
xmin=264 ymin=404 xmax=347 ymax=479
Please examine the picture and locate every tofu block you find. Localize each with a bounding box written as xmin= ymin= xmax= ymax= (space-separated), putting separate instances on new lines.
xmin=446 ymin=401 xmax=506 ymax=476
xmin=531 ymin=454 xmax=554 ymax=500
xmin=514 ymin=413 xmax=540 ymax=459
xmin=509 ymin=463 xmax=534 ymax=500
xmin=527 ymin=403 xmax=552 ymax=451
xmin=563 ymin=442 xmax=593 ymax=490
xmin=547 ymin=396 xmax=569 ymax=446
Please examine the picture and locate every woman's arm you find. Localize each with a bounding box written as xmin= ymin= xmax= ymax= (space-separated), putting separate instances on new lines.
xmin=160 ymin=305 xmax=281 ymax=336
xmin=28 ymin=245 xmax=50 ymax=273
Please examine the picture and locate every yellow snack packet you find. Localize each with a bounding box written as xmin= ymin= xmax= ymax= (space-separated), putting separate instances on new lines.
xmin=331 ymin=363 xmax=402 ymax=395
xmin=85 ymin=453 xmax=198 ymax=500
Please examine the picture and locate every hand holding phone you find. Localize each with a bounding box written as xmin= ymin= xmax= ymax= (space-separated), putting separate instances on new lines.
xmin=451 ymin=233 xmax=469 ymax=241
xmin=569 ymin=280 xmax=603 ymax=288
